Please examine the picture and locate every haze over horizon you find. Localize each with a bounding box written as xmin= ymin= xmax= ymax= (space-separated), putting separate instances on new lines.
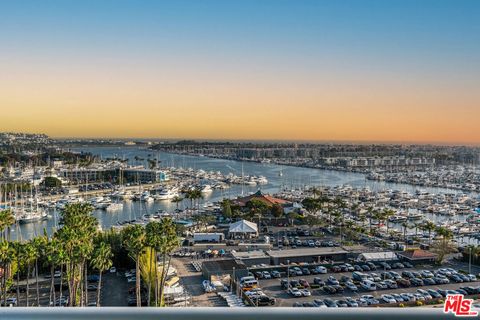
xmin=1 ymin=0 xmax=479 ymax=144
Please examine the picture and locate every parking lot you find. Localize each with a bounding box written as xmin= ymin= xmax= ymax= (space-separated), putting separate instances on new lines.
xmin=250 ymin=263 xmax=480 ymax=307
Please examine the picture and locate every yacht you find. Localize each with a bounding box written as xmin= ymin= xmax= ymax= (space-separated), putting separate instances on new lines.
xmin=200 ymin=185 xmax=213 ymax=193
xmin=106 ymin=202 xmax=123 ymax=212
xmin=17 ymin=209 xmax=48 ymax=224
xmin=388 ymin=215 xmax=408 ymax=223
xmin=154 ymin=187 xmax=179 ymax=200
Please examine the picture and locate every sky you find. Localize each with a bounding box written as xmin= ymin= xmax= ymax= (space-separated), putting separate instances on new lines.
xmin=1 ymin=0 xmax=479 ymax=144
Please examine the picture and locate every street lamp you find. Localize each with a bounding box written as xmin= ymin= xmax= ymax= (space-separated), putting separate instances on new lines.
xmin=287 ymin=259 xmax=290 ymax=289
xmin=469 ymin=246 xmax=472 ymax=275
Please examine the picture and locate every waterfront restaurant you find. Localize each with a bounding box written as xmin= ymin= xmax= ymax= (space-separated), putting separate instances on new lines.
xmin=233 ymin=190 xmax=291 ymax=208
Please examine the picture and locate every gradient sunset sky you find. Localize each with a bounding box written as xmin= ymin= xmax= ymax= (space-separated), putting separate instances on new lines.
xmin=1 ymin=0 xmax=479 ymax=143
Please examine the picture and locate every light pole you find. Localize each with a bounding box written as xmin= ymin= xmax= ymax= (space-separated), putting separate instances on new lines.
xmin=287 ymin=259 xmax=290 ymax=290
xmin=469 ymin=246 xmax=472 ymax=275
xmin=232 ymin=267 xmax=235 ymax=294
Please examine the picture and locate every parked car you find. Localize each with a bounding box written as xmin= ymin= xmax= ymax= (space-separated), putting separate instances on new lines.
xmin=326 ymin=276 xmax=339 ymax=286
xmin=410 ymin=278 xmax=424 ymax=286
xmin=281 ymin=279 xmax=289 ymax=290
xmin=271 ymin=270 xmax=281 ymax=278
xmin=379 ymin=262 xmax=391 ymax=270
xmin=314 ymin=266 xmax=328 ymax=274
xmin=288 ymin=287 xmax=303 ymax=297
xmin=313 ymin=277 xmax=325 ymax=286
xmin=313 ymin=299 xmax=327 ymax=308
xmin=262 ymin=271 xmax=272 ymax=279
xmin=323 ymin=285 xmax=337 ymax=294
xmin=335 ymin=299 xmax=348 ymax=307
xmin=300 ymin=289 xmax=311 ymax=297
xmin=345 ymin=297 xmax=359 ymax=307
xmin=299 ymin=279 xmax=310 ymax=288
xmin=427 ymin=289 xmax=442 ymax=298
xmin=396 ymin=278 xmax=411 ymax=287
xmin=360 ymin=280 xmax=376 ymax=291
xmin=361 ymin=295 xmax=380 ymax=305
xmin=384 ymin=279 xmax=398 ymax=289
xmin=345 ymin=281 xmax=358 ymax=291
xmin=423 ymin=278 xmax=436 ymax=285
xmin=381 ymin=294 xmax=397 ymax=304
xmin=392 ymin=293 xmax=405 ymax=302
xmin=323 ymin=298 xmax=338 ymax=308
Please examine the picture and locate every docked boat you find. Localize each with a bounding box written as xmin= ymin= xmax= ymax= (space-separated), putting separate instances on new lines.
xmin=154 ymin=187 xmax=179 ymax=200
xmin=17 ymin=209 xmax=48 ymax=224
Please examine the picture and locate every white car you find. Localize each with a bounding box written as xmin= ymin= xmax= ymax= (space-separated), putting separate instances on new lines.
xmin=400 ymin=293 xmax=415 ymax=302
xmin=127 ymin=277 xmax=136 ymax=283
xmin=381 ymin=294 xmax=397 ymax=304
xmin=109 ymin=267 xmax=117 ymax=273
xmin=262 ymin=271 xmax=272 ymax=279
xmin=413 ymin=293 xmax=425 ymax=301
xmin=288 ymin=287 xmax=303 ymax=297
xmin=300 ymin=289 xmax=311 ymax=297
xmin=315 ymin=266 xmax=328 ymax=274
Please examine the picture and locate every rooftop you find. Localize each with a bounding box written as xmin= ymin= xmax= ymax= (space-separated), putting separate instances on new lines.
xmin=266 ymin=247 xmax=347 ymax=258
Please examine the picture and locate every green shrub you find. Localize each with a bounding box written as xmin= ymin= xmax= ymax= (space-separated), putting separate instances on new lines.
xmin=416 ymin=301 xmax=424 ymax=306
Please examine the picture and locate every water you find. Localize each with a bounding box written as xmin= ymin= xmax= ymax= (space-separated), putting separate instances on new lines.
xmin=11 ymin=146 xmax=478 ymax=241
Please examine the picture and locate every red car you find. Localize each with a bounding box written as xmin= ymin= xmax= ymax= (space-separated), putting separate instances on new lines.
xmin=299 ymin=279 xmax=310 ymax=288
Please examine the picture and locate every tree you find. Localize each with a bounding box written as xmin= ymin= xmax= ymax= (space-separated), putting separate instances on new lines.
xmin=122 ymin=225 xmax=146 ymax=307
xmin=245 ymin=199 xmax=269 ymax=226
xmin=171 ymin=196 xmax=183 ymax=211
xmin=0 ymin=240 xmax=14 ymax=306
xmin=23 ymin=241 xmax=37 ymax=307
xmin=90 ymin=241 xmax=113 ymax=307
xmin=42 ymin=176 xmax=62 ymax=189
xmin=271 ymin=204 xmax=284 ymax=223
xmin=157 ymin=218 xmax=179 ymax=306
xmin=0 ymin=209 xmax=15 ymax=240
xmin=220 ymin=199 xmax=233 ymax=220
xmin=421 ymin=221 xmax=436 ymax=244
xmin=431 ymin=226 xmax=456 ymax=263
xmin=301 ymin=197 xmax=321 ymax=216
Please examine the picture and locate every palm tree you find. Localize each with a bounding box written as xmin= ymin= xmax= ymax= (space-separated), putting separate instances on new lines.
xmin=0 ymin=209 xmax=15 ymax=240
xmin=171 ymin=196 xmax=183 ymax=211
xmin=90 ymin=241 xmax=113 ymax=307
xmin=123 ymin=225 xmax=146 ymax=307
xmin=145 ymin=221 xmax=163 ymax=306
xmin=401 ymin=222 xmax=409 ymax=245
xmin=382 ymin=208 xmax=395 ymax=233
xmin=0 ymin=240 xmax=14 ymax=306
xmin=421 ymin=221 xmax=436 ymax=244
xmin=24 ymin=241 xmax=37 ymax=307
xmin=32 ymin=235 xmax=47 ymax=306
xmin=157 ymin=218 xmax=179 ymax=306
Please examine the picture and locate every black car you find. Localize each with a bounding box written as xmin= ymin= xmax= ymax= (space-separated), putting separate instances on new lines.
xmin=403 ymin=262 xmax=414 ymax=268
xmin=379 ymin=262 xmax=392 ymax=270
xmin=323 ymin=285 xmax=337 ymax=294
xmin=360 ymin=265 xmax=371 ymax=271
xmin=411 ymin=271 xmax=422 ymax=278
xmin=331 ymin=285 xmax=344 ymax=293
xmin=251 ymin=296 xmax=276 ymax=306
xmin=335 ymin=300 xmax=348 ymax=307
xmin=366 ymin=262 xmax=377 ymax=270
xmin=281 ymin=279 xmax=289 ymax=289
xmin=450 ymin=274 xmax=464 ymax=283
xmin=313 ymin=277 xmax=325 ymax=286
xmin=423 ymin=278 xmax=436 ymax=285
xmin=354 ymin=265 xmax=363 ymax=271
xmin=290 ymin=280 xmax=300 ymax=287
xmin=437 ymin=289 xmax=448 ymax=297
xmin=302 ymin=302 xmax=316 ymax=307
xmin=410 ymin=278 xmax=424 ymax=286
xmin=331 ymin=266 xmax=342 ymax=273
xmin=302 ymin=268 xmax=311 ymax=275
xmin=456 ymin=289 xmax=468 ymax=296
xmin=402 ymin=271 xmax=414 ymax=279
xmin=460 ymin=286 xmax=480 ymax=295
xmin=340 ymin=275 xmax=352 ymax=283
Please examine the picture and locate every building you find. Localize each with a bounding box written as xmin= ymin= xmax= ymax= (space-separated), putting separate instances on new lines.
xmin=230 ymin=250 xmax=270 ymax=267
xmin=228 ymin=219 xmax=258 ymax=239
xmin=266 ymin=247 xmax=348 ymax=265
xmin=233 ymin=190 xmax=291 ymax=208
xmin=357 ymin=252 xmax=397 ymax=262
xmin=397 ymin=249 xmax=438 ymax=264
xmin=201 ymin=259 xmax=248 ymax=282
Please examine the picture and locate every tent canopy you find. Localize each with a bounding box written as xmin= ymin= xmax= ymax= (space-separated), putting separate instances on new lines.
xmin=228 ymin=219 xmax=258 ymax=234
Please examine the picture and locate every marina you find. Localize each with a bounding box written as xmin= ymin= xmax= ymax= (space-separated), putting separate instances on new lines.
xmin=4 ymin=146 xmax=479 ymax=244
